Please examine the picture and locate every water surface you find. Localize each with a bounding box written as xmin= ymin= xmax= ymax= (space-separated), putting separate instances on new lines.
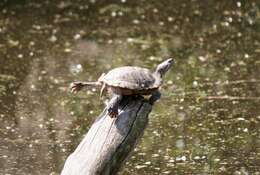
xmin=0 ymin=0 xmax=260 ymax=174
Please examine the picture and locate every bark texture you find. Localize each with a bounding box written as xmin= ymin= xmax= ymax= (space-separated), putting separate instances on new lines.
xmin=61 ymin=96 xmax=152 ymax=175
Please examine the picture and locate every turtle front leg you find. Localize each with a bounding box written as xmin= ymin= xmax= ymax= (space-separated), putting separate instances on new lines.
xmin=149 ymin=90 xmax=161 ymax=105
xmin=107 ymin=93 xmax=123 ymax=118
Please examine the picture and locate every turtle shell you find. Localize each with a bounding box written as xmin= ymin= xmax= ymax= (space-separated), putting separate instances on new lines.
xmin=98 ymin=66 xmax=160 ymax=90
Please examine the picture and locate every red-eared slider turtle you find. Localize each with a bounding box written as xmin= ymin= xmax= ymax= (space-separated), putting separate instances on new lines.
xmin=70 ymin=58 xmax=173 ymax=118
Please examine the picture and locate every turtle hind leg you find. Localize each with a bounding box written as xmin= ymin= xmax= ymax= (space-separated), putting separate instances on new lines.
xmin=107 ymin=93 xmax=123 ymax=118
xmin=149 ymin=90 xmax=161 ymax=105
xmin=70 ymin=81 xmax=101 ymax=93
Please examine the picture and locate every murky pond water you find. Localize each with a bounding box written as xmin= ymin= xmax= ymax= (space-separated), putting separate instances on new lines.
xmin=0 ymin=0 xmax=260 ymax=174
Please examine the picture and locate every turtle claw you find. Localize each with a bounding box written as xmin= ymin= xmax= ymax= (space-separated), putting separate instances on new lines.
xmin=108 ymin=106 xmax=118 ymax=118
xmin=70 ymin=82 xmax=83 ymax=94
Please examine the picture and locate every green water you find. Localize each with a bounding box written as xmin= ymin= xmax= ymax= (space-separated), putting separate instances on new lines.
xmin=0 ymin=0 xmax=260 ymax=174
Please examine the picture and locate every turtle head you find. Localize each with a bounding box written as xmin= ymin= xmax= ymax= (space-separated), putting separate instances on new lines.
xmin=155 ymin=58 xmax=174 ymax=77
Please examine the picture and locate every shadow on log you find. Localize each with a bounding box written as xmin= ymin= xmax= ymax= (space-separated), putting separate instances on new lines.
xmin=61 ymin=96 xmax=153 ymax=175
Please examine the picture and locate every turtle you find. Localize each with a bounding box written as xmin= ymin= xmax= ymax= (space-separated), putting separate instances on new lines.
xmin=70 ymin=58 xmax=173 ymax=118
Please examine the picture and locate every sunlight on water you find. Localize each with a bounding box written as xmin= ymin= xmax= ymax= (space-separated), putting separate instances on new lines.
xmin=0 ymin=0 xmax=260 ymax=174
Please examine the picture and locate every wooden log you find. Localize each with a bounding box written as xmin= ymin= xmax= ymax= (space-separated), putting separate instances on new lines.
xmin=61 ymin=96 xmax=152 ymax=175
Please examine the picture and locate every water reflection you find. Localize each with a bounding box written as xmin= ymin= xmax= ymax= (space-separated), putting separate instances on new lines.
xmin=0 ymin=0 xmax=260 ymax=174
